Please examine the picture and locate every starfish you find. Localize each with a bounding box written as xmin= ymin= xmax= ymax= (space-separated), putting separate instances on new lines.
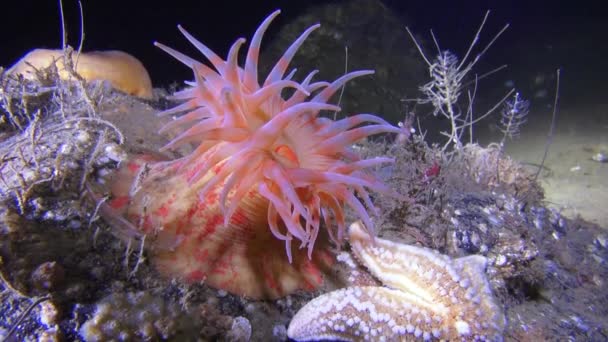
xmin=287 ymin=221 xmax=506 ymax=341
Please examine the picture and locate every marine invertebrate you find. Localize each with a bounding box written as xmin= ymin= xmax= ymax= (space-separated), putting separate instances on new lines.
xmin=405 ymin=11 xmax=510 ymax=151
xmin=105 ymin=10 xmax=399 ymax=298
xmin=7 ymin=49 xmax=153 ymax=98
xmin=288 ymin=221 xmax=506 ymax=341
xmin=498 ymin=92 xmax=529 ymax=147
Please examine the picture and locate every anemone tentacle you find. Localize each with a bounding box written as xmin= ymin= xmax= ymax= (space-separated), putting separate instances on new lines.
xmin=110 ymin=9 xmax=401 ymax=298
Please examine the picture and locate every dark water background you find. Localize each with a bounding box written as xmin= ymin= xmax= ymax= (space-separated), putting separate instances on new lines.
xmin=1 ymin=0 xmax=605 ymax=133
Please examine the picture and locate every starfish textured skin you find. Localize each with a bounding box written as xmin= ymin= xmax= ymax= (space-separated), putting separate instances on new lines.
xmin=287 ymin=221 xmax=506 ymax=341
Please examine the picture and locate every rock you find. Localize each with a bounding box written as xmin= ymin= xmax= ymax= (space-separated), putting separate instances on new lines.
xmin=31 ymin=261 xmax=65 ymax=292
xmin=261 ymin=0 xmax=425 ymax=124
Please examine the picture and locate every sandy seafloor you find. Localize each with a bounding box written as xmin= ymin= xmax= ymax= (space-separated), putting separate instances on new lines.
xmin=481 ymin=103 xmax=608 ymax=229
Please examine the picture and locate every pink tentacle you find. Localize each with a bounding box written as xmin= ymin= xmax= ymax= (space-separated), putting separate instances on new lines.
xmin=244 ymin=10 xmax=281 ymax=90
xmin=264 ymin=24 xmax=321 ymax=86
xmin=178 ymin=25 xmax=226 ymax=72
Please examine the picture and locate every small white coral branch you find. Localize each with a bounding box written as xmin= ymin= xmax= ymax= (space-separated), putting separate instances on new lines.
xmin=499 ymin=92 xmax=529 ymax=147
xmin=406 ymin=10 xmax=510 ymax=151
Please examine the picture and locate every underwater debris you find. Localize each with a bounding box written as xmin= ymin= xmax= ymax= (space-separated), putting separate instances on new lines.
xmin=78 ymin=291 xmax=201 ymax=341
xmin=0 ymin=50 xmax=127 ymax=213
xmin=591 ymin=151 xmax=607 ymax=163
xmin=1 ymin=67 xmax=54 ymax=132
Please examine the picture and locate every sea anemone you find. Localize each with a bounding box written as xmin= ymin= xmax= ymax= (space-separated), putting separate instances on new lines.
xmin=106 ymin=9 xmax=399 ymax=299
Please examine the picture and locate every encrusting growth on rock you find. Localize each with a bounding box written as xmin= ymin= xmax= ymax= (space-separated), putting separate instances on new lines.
xmin=8 ymin=49 xmax=153 ymax=99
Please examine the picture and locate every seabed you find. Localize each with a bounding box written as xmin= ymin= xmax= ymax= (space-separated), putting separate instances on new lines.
xmin=1 ymin=4 xmax=607 ymax=341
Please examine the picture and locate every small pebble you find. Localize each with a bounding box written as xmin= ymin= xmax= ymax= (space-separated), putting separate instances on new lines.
xmin=226 ymin=316 xmax=251 ymax=342
xmin=39 ymin=300 xmax=61 ymax=327
xmin=272 ymin=324 xmax=288 ymax=340
xmin=31 ymin=261 xmax=65 ymax=291
xmin=38 ymin=327 xmax=62 ymax=342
